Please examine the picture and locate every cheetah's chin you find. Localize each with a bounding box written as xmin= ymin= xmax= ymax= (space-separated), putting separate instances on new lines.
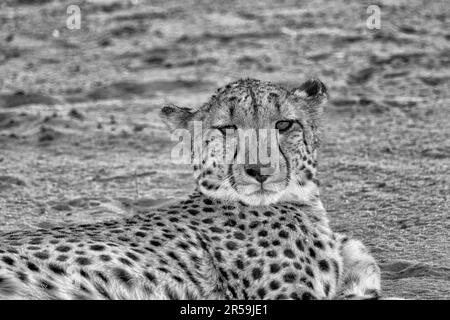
xmin=240 ymin=190 xmax=284 ymax=206
xmin=231 ymin=183 xmax=286 ymax=206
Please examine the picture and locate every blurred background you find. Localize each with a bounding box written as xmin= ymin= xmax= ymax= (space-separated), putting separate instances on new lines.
xmin=0 ymin=0 xmax=448 ymax=299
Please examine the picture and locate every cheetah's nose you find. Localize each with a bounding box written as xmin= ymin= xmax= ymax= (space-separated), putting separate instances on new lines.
xmin=245 ymin=167 xmax=269 ymax=183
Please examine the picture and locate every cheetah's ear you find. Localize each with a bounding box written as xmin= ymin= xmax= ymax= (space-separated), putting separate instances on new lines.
xmin=160 ymin=104 xmax=196 ymax=130
xmin=290 ymin=79 xmax=328 ymax=108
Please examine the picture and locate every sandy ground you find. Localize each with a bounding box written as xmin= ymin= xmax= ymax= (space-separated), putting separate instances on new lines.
xmin=0 ymin=0 xmax=449 ymax=299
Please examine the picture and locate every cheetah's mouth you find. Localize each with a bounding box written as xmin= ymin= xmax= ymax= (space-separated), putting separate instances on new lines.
xmin=235 ymin=183 xmax=286 ymax=206
xmin=227 ymin=163 xmax=289 ymax=205
xmin=237 ymin=181 xmax=287 ymax=200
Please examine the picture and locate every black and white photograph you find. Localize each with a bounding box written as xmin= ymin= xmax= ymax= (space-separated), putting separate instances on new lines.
xmin=0 ymin=0 xmax=448 ymax=305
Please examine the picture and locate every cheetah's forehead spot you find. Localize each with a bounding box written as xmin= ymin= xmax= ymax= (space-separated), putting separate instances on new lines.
xmin=208 ymin=81 xmax=289 ymax=128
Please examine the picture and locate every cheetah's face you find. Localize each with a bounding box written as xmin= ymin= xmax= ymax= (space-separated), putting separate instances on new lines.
xmin=161 ymin=78 xmax=328 ymax=206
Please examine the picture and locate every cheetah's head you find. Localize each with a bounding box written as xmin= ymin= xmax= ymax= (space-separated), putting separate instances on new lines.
xmin=160 ymin=78 xmax=328 ymax=206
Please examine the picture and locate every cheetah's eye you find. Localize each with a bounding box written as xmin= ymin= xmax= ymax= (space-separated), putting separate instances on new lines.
xmin=275 ymin=121 xmax=294 ymax=132
xmin=214 ymin=125 xmax=237 ymax=135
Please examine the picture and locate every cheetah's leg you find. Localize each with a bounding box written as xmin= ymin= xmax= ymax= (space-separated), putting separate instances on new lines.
xmin=335 ymin=236 xmax=381 ymax=300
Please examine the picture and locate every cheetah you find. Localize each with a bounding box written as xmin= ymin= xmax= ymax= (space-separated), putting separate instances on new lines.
xmin=0 ymin=78 xmax=381 ymax=300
